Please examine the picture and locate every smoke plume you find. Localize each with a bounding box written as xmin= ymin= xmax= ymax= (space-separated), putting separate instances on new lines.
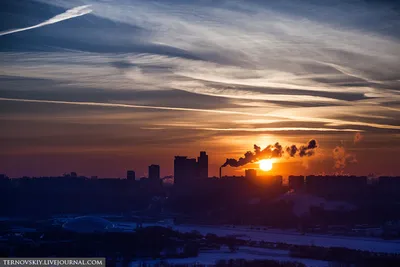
xmin=354 ymin=132 xmax=364 ymax=144
xmin=299 ymin=139 xmax=318 ymax=157
xmin=221 ymin=139 xmax=318 ymax=168
xmin=333 ymin=146 xmax=357 ymax=170
xmin=286 ymin=145 xmax=298 ymax=157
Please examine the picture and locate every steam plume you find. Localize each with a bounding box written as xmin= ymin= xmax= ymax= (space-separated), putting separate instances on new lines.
xmin=221 ymin=139 xmax=318 ymax=168
xmin=333 ymin=146 xmax=357 ymax=170
xmin=354 ymin=132 xmax=364 ymax=144
xmin=299 ymin=139 xmax=318 ymax=157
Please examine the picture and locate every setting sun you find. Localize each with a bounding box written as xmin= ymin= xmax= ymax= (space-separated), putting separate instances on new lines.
xmin=259 ymin=159 xmax=273 ymax=171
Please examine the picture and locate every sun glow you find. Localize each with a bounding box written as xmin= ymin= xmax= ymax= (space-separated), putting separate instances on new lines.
xmin=259 ymin=159 xmax=273 ymax=171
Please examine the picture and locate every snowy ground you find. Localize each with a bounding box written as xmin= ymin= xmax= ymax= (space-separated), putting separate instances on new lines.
xmin=51 ymin=215 xmax=400 ymax=253
xmin=175 ymin=225 xmax=400 ymax=253
xmin=115 ymin=222 xmax=400 ymax=253
xmin=130 ymin=246 xmax=330 ymax=267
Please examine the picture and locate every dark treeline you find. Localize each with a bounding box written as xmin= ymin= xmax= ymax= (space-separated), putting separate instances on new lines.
xmin=0 ymin=226 xmax=199 ymax=259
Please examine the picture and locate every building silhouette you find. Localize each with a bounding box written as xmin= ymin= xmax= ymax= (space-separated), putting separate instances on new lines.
xmin=305 ymin=175 xmax=367 ymax=195
xmin=245 ymin=169 xmax=257 ymax=179
xmin=289 ymin=175 xmax=305 ymax=190
xmin=174 ymin=151 xmax=209 ymax=185
xmin=148 ymin=165 xmax=160 ymax=180
xmin=197 ymin=151 xmax=208 ymax=180
xmin=174 ymin=156 xmax=197 ymax=185
xmin=261 ymin=175 xmax=283 ymax=186
xmin=127 ymin=170 xmax=136 ymax=180
xmin=378 ymin=176 xmax=400 ymax=195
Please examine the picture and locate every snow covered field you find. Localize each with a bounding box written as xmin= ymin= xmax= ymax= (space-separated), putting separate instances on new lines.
xmin=51 ymin=215 xmax=400 ymax=254
xmin=115 ymin=222 xmax=400 ymax=253
xmin=131 ymin=246 xmax=330 ymax=267
xmin=175 ymin=225 xmax=400 ymax=253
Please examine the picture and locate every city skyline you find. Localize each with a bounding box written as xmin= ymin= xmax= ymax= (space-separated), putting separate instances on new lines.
xmin=1 ymin=146 xmax=399 ymax=179
xmin=1 ymin=0 xmax=399 ymax=178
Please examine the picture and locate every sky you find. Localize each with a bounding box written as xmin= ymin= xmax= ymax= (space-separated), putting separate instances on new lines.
xmin=0 ymin=0 xmax=399 ymax=178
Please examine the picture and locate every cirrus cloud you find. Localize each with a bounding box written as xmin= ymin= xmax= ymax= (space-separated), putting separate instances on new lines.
xmin=0 ymin=5 xmax=92 ymax=36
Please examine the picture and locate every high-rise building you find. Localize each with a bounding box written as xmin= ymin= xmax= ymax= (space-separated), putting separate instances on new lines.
xmin=379 ymin=176 xmax=400 ymax=195
xmin=267 ymin=175 xmax=283 ymax=186
xmin=174 ymin=151 xmax=209 ymax=185
xmin=197 ymin=151 xmax=208 ymax=180
xmin=127 ymin=170 xmax=136 ymax=180
xmin=148 ymin=165 xmax=160 ymax=180
xmin=305 ymin=175 xmax=367 ymax=195
xmin=174 ymin=156 xmax=197 ymax=185
xmin=174 ymin=151 xmax=210 ymax=185
xmin=174 ymin=156 xmax=187 ymax=185
xmin=289 ymin=175 xmax=305 ymax=190
xmin=245 ymin=169 xmax=257 ymax=179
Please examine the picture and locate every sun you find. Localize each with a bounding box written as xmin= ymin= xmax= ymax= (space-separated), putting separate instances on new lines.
xmin=259 ymin=159 xmax=273 ymax=171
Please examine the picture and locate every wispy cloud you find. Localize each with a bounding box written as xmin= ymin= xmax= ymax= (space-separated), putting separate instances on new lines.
xmin=267 ymin=106 xmax=400 ymax=130
xmin=167 ymin=127 xmax=362 ymax=133
xmin=0 ymin=5 xmax=92 ymax=36
xmin=0 ymin=97 xmax=272 ymax=117
xmin=19 ymin=0 xmax=400 ymax=102
xmin=1 ymin=0 xmax=399 ymax=132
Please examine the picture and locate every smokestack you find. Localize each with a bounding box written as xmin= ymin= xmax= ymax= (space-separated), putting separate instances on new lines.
xmin=219 ymin=167 xmax=222 ymax=179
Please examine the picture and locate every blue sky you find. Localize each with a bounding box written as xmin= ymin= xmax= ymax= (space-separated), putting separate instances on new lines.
xmin=0 ymin=0 xmax=399 ymax=177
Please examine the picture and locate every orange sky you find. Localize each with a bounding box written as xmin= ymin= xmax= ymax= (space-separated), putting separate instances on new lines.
xmin=1 ymin=0 xmax=399 ymax=178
